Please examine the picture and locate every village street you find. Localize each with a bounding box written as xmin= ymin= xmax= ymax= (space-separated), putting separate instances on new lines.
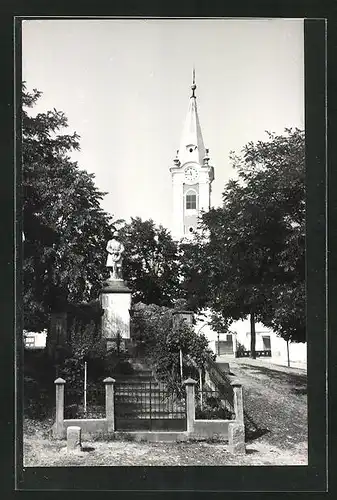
xmin=227 ymin=358 xmax=307 ymax=456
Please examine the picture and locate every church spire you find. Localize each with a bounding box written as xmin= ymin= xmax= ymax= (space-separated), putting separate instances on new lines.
xmin=191 ymin=67 xmax=196 ymax=98
xmin=177 ymin=68 xmax=206 ymax=166
xmin=170 ymin=71 xmax=214 ymax=241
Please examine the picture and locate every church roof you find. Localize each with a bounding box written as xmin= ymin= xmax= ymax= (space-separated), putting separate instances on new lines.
xmin=177 ymin=70 xmax=206 ymax=166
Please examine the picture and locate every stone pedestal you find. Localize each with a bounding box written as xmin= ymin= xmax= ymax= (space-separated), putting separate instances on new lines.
xmin=183 ymin=378 xmax=197 ymax=433
xmin=67 ymin=426 xmax=82 ymax=452
xmin=99 ymin=279 xmax=132 ymax=347
xmin=228 ymin=423 xmax=245 ymax=455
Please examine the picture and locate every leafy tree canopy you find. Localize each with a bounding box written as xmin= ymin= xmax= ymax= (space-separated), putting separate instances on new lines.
xmin=118 ymin=217 xmax=181 ymax=307
xmin=23 ymin=84 xmax=113 ymax=330
xmin=197 ymin=128 xmax=305 ymax=343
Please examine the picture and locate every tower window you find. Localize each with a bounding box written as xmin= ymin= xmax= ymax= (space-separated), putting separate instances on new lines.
xmin=186 ymin=192 xmax=196 ymax=210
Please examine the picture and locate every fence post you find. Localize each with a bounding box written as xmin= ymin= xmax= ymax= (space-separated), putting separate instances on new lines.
xmin=54 ymin=377 xmax=66 ymax=439
xmin=231 ymin=380 xmax=244 ymax=423
xmin=183 ymin=378 xmax=197 ymax=433
xmin=104 ymin=377 xmax=115 ymax=432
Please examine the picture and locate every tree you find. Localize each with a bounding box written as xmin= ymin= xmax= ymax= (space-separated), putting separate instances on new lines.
xmin=22 ymin=84 xmax=113 ymax=330
xmin=178 ymin=238 xmax=210 ymax=312
xmin=195 ymin=128 xmax=305 ymax=352
xmin=118 ymin=217 xmax=181 ymax=307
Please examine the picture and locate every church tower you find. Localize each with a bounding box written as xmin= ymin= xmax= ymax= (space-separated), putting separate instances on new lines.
xmin=170 ymin=71 xmax=214 ymax=240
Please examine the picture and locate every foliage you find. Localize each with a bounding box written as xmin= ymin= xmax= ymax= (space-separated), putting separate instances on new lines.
xmin=22 ymin=83 xmax=113 ymax=331
xmin=195 ymin=394 xmax=234 ymax=420
xmin=194 ymin=128 xmax=305 ymax=344
xmin=235 ymin=341 xmax=247 ymax=357
xmin=131 ymin=302 xmax=215 ymax=395
xmin=178 ymin=239 xmax=210 ymax=311
xmin=24 ymin=349 xmax=55 ymax=419
xmin=118 ymin=217 xmax=182 ymax=307
xmin=58 ymin=321 xmax=107 ymax=389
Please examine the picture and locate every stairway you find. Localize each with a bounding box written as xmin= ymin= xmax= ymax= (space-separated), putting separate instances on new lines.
xmin=112 ymin=348 xmax=186 ymax=430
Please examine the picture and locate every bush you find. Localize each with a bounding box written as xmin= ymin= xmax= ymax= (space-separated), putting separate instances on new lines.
xmin=24 ymin=350 xmax=55 ymax=419
xmin=235 ymin=341 xmax=246 ymax=357
xmin=195 ymin=394 xmax=234 ymax=420
xmin=131 ymin=302 xmax=214 ymax=397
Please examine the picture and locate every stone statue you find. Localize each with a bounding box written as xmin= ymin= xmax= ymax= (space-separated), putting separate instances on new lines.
xmin=106 ymin=229 xmax=124 ymax=281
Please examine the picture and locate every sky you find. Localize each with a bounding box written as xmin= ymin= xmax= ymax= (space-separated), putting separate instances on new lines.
xmin=22 ymin=18 xmax=304 ymax=231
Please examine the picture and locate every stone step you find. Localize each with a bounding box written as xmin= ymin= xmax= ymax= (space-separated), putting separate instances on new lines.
xmin=115 ymin=388 xmax=159 ymax=393
xmin=114 ymin=392 xmax=184 ymax=399
xmin=115 ymin=402 xmax=185 ymax=410
xmin=114 ymin=375 xmax=158 ymax=381
xmin=114 ymin=369 xmax=154 ymax=377
xmin=129 ymin=366 xmax=153 ymax=372
xmin=114 ymin=398 xmax=185 ymax=408
xmin=114 ymin=378 xmax=158 ymax=384
xmin=115 ymin=412 xmax=186 ymax=419
xmin=115 ymin=404 xmax=185 ymax=413
xmin=115 ymin=390 xmax=171 ymax=398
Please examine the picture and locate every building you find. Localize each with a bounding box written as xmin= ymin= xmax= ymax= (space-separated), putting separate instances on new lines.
xmin=194 ymin=316 xmax=307 ymax=368
xmin=169 ymin=70 xmax=214 ymax=240
xmin=23 ymin=330 xmax=47 ymax=350
xmin=170 ymin=73 xmax=306 ymax=367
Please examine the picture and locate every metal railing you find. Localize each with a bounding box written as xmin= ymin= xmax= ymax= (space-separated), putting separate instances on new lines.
xmin=236 ymin=350 xmax=271 ymax=358
xmin=114 ymin=381 xmax=186 ymax=421
xmin=64 ymin=384 xmax=105 ymax=419
xmin=195 ymin=388 xmax=235 ymax=420
xmin=204 ymin=358 xmax=235 ymax=412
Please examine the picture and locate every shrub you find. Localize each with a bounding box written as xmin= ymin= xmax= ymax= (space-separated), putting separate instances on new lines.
xmin=131 ymin=302 xmax=215 ymax=397
xmin=235 ymin=341 xmax=246 ymax=357
xmin=195 ymin=394 xmax=234 ymax=420
xmin=24 ymin=349 xmax=55 ymax=419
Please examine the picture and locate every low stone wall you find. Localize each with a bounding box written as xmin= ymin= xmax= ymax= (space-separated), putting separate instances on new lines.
xmin=115 ymin=431 xmax=190 ymax=443
xmin=55 ymin=418 xmax=108 ymax=439
xmin=53 ymin=376 xmax=245 ymax=453
xmin=193 ymin=419 xmax=230 ymax=439
xmin=53 ymin=377 xmax=115 ymax=439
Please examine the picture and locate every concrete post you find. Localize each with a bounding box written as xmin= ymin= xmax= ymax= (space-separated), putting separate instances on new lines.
xmin=228 ymin=422 xmax=246 ymax=455
xmin=183 ymin=378 xmax=197 ymax=433
xmin=67 ymin=426 xmax=82 ymax=452
xmin=231 ymin=380 xmax=244 ymax=424
xmin=54 ymin=377 xmax=66 ymax=439
xmin=233 ymin=333 xmax=237 ymax=356
xmin=104 ymin=377 xmax=116 ymax=431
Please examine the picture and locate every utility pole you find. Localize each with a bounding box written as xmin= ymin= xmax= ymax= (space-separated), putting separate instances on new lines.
xmin=84 ymin=361 xmax=87 ymax=415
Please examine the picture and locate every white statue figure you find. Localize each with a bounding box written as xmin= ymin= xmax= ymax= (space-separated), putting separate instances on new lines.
xmin=106 ymin=229 xmax=125 ymax=280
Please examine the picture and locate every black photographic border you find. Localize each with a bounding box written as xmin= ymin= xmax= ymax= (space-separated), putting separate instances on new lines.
xmin=0 ymin=2 xmax=332 ymax=496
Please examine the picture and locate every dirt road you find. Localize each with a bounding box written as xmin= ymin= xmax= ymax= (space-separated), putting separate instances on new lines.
xmin=227 ymin=359 xmax=307 ymax=455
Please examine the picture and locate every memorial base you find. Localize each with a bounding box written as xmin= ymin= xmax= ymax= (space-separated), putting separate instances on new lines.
xmin=99 ymin=279 xmax=132 ymax=344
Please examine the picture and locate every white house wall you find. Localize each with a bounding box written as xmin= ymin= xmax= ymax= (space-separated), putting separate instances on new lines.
xmin=195 ymin=315 xmax=307 ymax=366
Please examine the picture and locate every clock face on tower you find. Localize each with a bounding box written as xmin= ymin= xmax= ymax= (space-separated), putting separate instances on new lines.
xmin=184 ymin=166 xmax=199 ymax=183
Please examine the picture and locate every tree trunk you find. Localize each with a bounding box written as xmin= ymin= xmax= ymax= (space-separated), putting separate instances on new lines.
xmin=286 ymin=340 xmax=290 ymax=367
xmin=250 ymin=312 xmax=256 ymax=359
